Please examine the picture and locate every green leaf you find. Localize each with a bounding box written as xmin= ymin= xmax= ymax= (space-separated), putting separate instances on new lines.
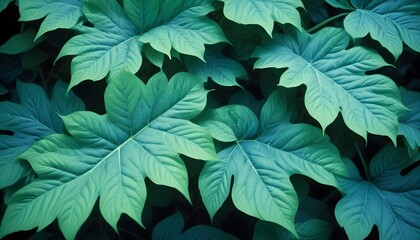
xmin=0 ymin=81 xmax=85 ymax=189
xmin=343 ymin=0 xmax=420 ymax=59
xmin=138 ymin=1 xmax=228 ymax=61
xmin=398 ymin=87 xmax=420 ymax=154
xmin=335 ymin=146 xmax=420 ymax=240
xmin=56 ymin=0 xmax=142 ymax=89
xmin=19 ymin=0 xmax=84 ymax=40
xmin=152 ymin=210 xmax=239 ymax=240
xmin=254 ymin=27 xmax=406 ymax=143
xmin=184 ymin=44 xmax=248 ymax=87
xmin=219 ymin=0 xmax=304 ymax=36
xmin=0 ymin=72 xmax=216 ymax=240
xmin=0 ymin=28 xmax=37 ymax=54
xmin=0 ymin=0 xmax=13 ymax=13
xmin=198 ymin=90 xmax=347 ymax=237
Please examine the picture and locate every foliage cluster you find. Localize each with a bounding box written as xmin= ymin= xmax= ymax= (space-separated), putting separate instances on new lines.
xmin=0 ymin=0 xmax=419 ymax=239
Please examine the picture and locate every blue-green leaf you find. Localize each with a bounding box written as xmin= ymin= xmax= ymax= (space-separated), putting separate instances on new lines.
xmin=254 ymin=27 xmax=406 ymax=143
xmin=343 ymin=0 xmax=420 ymax=59
xmin=19 ymin=0 xmax=84 ymax=40
xmin=335 ymin=146 xmax=420 ymax=240
xmin=219 ymin=0 xmax=304 ymax=36
xmin=0 ymin=72 xmax=216 ymax=240
xmin=199 ymin=90 xmax=347 ymax=237
xmin=398 ymin=87 xmax=420 ymax=155
xmin=56 ymin=0 xmax=142 ymax=89
xmin=0 ymin=81 xmax=85 ymax=189
xmin=184 ymin=44 xmax=247 ymax=87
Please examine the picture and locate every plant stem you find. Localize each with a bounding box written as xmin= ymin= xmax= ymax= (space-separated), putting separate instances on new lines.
xmin=354 ymin=143 xmax=370 ymax=181
xmin=307 ymin=12 xmax=349 ymax=34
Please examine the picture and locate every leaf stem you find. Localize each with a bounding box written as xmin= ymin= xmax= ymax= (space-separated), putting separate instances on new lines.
xmin=307 ymin=12 xmax=349 ymax=34
xmin=354 ymin=143 xmax=370 ymax=181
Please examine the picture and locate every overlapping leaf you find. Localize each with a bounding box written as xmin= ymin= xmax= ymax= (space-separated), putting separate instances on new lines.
xmin=58 ymin=0 xmax=227 ymax=90
xmin=335 ymin=146 xmax=420 ymax=240
xmin=184 ymin=44 xmax=248 ymax=87
xmin=219 ymin=0 xmax=303 ymax=36
xmin=137 ymin=0 xmax=228 ymax=61
xmin=152 ymin=210 xmax=239 ymax=240
xmin=0 ymin=0 xmax=14 ymax=12
xmin=19 ymin=0 xmax=84 ymax=40
xmin=0 ymin=81 xmax=85 ymax=189
xmin=0 ymin=28 xmax=38 ymax=54
xmin=341 ymin=0 xmax=420 ymax=59
xmin=198 ymin=90 xmax=347 ymax=237
xmin=398 ymin=87 xmax=420 ymax=155
xmin=254 ymin=27 xmax=406 ymax=143
xmin=0 ymin=72 xmax=217 ymax=240
xmin=56 ymin=0 xmax=142 ymax=89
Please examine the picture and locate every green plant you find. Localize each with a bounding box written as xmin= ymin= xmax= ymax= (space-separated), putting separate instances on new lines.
xmin=0 ymin=0 xmax=419 ymax=239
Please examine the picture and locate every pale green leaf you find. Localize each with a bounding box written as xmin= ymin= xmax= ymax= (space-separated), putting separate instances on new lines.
xmin=0 ymin=81 xmax=85 ymax=189
xmin=335 ymin=146 xmax=420 ymax=240
xmin=0 ymin=0 xmax=13 ymax=13
xmin=56 ymin=0 xmax=142 ymax=89
xmin=343 ymin=0 xmax=420 ymax=59
xmin=0 ymin=28 xmax=37 ymax=54
xmin=184 ymin=44 xmax=247 ymax=87
xmin=19 ymin=0 xmax=84 ymax=40
xmin=139 ymin=2 xmax=228 ymax=60
xmin=219 ymin=0 xmax=304 ymax=36
xmin=0 ymin=72 xmax=216 ymax=239
xmin=199 ymin=90 xmax=347 ymax=237
xmin=254 ymin=27 xmax=405 ymax=143
xmin=398 ymin=87 xmax=420 ymax=154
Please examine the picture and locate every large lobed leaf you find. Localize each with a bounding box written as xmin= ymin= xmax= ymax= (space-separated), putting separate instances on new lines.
xmin=0 ymin=81 xmax=84 ymax=189
xmin=57 ymin=0 xmax=227 ymax=90
xmin=56 ymin=0 xmax=142 ymax=90
xmin=198 ymin=90 xmax=347 ymax=237
xmin=254 ymin=27 xmax=406 ymax=143
xmin=0 ymin=72 xmax=217 ymax=240
xmin=19 ymin=0 xmax=84 ymax=40
xmin=342 ymin=0 xmax=420 ymax=60
xmin=219 ymin=0 xmax=304 ymax=36
xmin=335 ymin=146 xmax=420 ymax=240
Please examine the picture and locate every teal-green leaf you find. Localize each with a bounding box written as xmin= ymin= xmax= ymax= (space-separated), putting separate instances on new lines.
xmin=56 ymin=0 xmax=142 ymax=89
xmin=184 ymin=44 xmax=248 ymax=87
xmin=254 ymin=27 xmax=406 ymax=143
xmin=19 ymin=0 xmax=84 ymax=40
xmin=0 ymin=0 xmax=14 ymax=13
xmin=219 ymin=0 xmax=304 ymax=36
xmin=343 ymin=0 xmax=420 ymax=59
xmin=138 ymin=1 xmax=228 ymax=60
xmin=0 ymin=81 xmax=85 ymax=189
xmin=323 ymin=0 xmax=353 ymax=10
xmin=0 ymin=84 xmax=7 ymax=95
xmin=197 ymin=104 xmax=259 ymax=142
xmin=199 ymin=90 xmax=347 ymax=237
xmin=335 ymin=146 xmax=420 ymax=240
xmin=152 ymin=210 xmax=239 ymax=240
xmin=0 ymin=28 xmax=37 ymax=54
xmin=398 ymin=87 xmax=420 ymax=154
xmin=0 ymin=72 xmax=216 ymax=239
